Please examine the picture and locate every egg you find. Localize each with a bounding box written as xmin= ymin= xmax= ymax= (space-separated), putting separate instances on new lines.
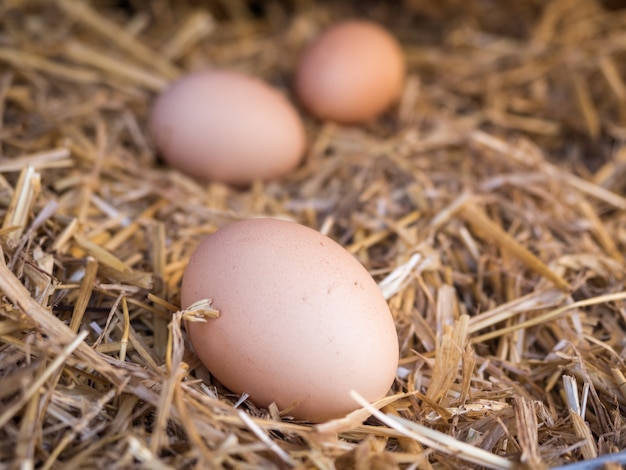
xmin=294 ymin=20 xmax=406 ymax=124
xmin=149 ymin=70 xmax=306 ymax=186
xmin=181 ymin=218 xmax=398 ymax=422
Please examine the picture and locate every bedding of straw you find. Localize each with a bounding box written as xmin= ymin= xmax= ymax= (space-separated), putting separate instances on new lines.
xmin=1 ymin=0 xmax=626 ymax=468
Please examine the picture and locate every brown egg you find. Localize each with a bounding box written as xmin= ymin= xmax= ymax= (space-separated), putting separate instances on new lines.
xmin=149 ymin=70 xmax=306 ymax=186
xmin=294 ymin=20 xmax=406 ymax=124
xmin=181 ymin=218 xmax=398 ymax=422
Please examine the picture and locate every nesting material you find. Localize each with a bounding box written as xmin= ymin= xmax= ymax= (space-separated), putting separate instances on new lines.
xmin=1 ymin=0 xmax=626 ymax=468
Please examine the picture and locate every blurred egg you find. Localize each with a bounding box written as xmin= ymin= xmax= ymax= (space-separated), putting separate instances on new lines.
xmin=150 ymin=70 xmax=306 ymax=186
xmin=295 ymin=20 xmax=406 ymax=123
xmin=181 ymin=218 xmax=398 ymax=422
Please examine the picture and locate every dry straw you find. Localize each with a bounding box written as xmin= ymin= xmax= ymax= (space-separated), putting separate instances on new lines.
xmin=1 ymin=0 xmax=626 ymax=468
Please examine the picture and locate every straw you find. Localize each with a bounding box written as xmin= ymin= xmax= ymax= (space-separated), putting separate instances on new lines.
xmin=2 ymin=0 xmax=626 ymax=467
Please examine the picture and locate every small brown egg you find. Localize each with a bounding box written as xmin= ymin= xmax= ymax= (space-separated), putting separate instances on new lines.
xmin=181 ymin=218 xmax=399 ymax=422
xmin=149 ymin=70 xmax=306 ymax=186
xmin=294 ymin=20 xmax=406 ymax=124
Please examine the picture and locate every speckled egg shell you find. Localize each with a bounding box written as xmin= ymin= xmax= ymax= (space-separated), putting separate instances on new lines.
xmin=181 ymin=218 xmax=399 ymax=422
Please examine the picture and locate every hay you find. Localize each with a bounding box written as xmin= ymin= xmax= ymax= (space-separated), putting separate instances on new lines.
xmin=1 ymin=0 xmax=626 ymax=468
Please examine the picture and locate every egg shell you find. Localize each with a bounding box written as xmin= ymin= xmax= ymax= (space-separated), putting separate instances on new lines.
xmin=294 ymin=20 xmax=406 ymax=123
xmin=181 ymin=218 xmax=399 ymax=422
xmin=149 ymin=70 xmax=306 ymax=186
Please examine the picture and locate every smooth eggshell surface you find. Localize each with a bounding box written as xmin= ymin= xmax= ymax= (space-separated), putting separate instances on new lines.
xmin=150 ymin=70 xmax=306 ymax=186
xmin=295 ymin=20 xmax=405 ymax=124
xmin=181 ymin=218 xmax=398 ymax=422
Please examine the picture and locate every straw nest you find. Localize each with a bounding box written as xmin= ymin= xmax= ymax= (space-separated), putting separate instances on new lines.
xmin=1 ymin=0 xmax=626 ymax=468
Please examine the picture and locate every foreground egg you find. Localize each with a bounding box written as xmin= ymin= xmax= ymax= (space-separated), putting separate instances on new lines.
xmin=181 ymin=218 xmax=398 ymax=422
xmin=150 ymin=70 xmax=306 ymax=186
xmin=295 ymin=20 xmax=406 ymax=124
